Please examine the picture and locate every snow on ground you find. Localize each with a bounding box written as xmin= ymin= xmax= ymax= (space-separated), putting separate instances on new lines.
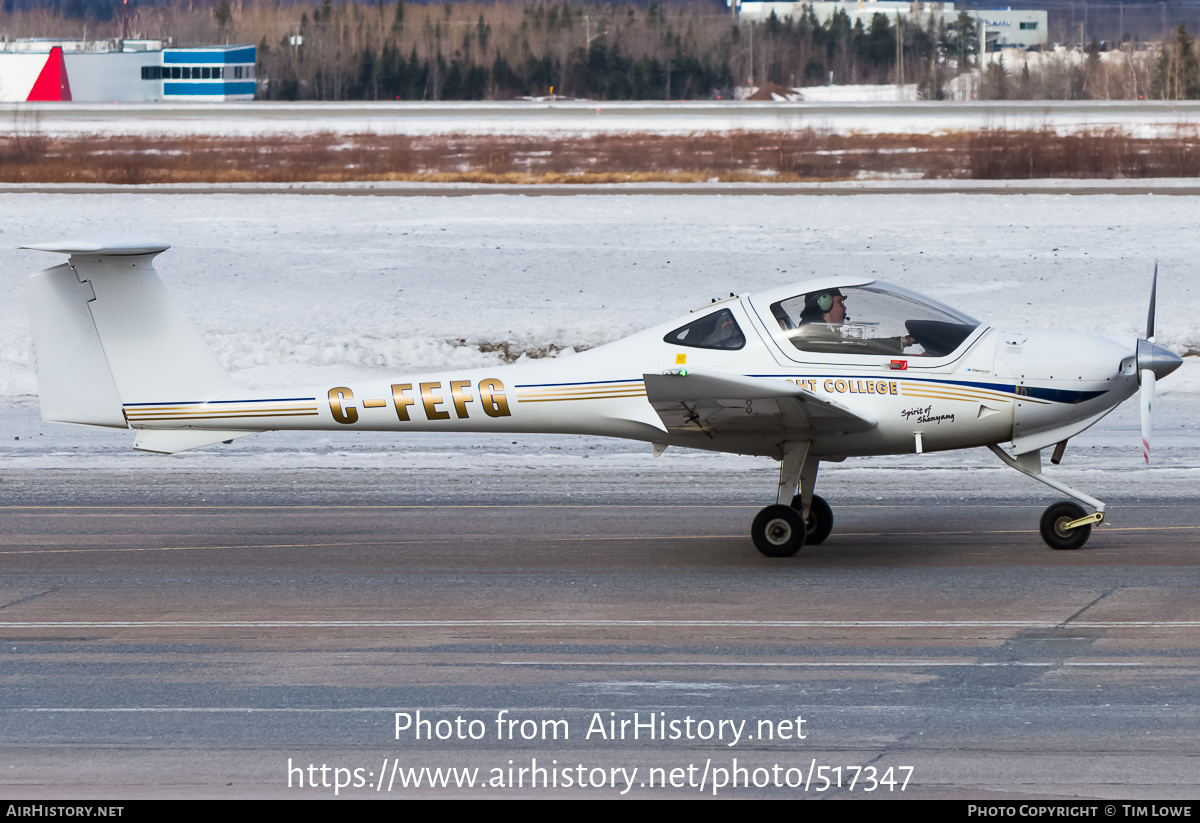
xmin=0 ymin=188 xmax=1195 ymax=494
xmin=3 ymin=99 xmax=1199 ymax=138
xmin=794 ymin=84 xmax=919 ymax=103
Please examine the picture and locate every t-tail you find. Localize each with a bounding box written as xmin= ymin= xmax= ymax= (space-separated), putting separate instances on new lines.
xmin=23 ymin=238 xmax=248 ymax=454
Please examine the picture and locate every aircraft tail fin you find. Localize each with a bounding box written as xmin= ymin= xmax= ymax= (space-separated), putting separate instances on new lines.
xmin=23 ymin=238 xmax=240 ymax=429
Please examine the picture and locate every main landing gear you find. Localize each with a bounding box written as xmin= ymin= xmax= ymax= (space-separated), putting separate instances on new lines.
xmin=988 ymin=444 xmax=1105 ymax=550
xmin=751 ymin=442 xmax=833 ymax=558
xmin=752 ymin=505 xmax=806 ymax=557
xmin=750 ymin=494 xmax=834 ymax=557
xmin=795 ymin=493 xmax=835 ymax=545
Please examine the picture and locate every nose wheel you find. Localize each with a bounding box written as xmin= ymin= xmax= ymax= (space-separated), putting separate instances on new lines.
xmin=1039 ymin=501 xmax=1099 ymax=550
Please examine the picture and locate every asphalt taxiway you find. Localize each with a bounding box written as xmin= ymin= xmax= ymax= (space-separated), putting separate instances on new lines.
xmin=3 ymin=467 xmax=1200 ymax=799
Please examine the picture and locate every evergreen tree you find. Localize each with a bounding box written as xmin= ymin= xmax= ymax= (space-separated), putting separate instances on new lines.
xmin=1084 ymin=38 xmax=1103 ymax=99
xmin=214 ymin=0 xmax=233 ymax=31
xmin=1152 ymin=41 xmax=1172 ymax=98
xmin=1152 ymin=25 xmax=1200 ymax=99
xmin=1177 ymin=24 xmax=1200 ymax=98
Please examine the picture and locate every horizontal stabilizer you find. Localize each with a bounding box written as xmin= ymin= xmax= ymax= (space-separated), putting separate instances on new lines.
xmin=643 ymin=370 xmax=875 ymax=436
xmin=22 ymin=238 xmax=171 ymax=257
xmin=134 ymin=429 xmax=263 ymax=454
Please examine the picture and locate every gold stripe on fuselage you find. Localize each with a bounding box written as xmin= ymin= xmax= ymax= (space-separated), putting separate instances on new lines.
xmin=125 ymin=401 xmax=320 ymax=422
xmin=899 ymin=381 xmax=1045 ymax=405
xmin=126 ymin=407 xmax=318 ymax=416
xmin=518 ymin=392 xmax=647 ymax=403
xmin=516 ymin=382 xmax=646 ymax=403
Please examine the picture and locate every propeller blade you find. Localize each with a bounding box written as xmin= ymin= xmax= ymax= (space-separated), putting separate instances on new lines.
xmin=1137 ymin=267 xmax=1156 ymax=467
xmin=1140 ymin=369 xmax=1155 ymax=465
xmin=1146 ymin=262 xmax=1158 ymax=342
xmin=1141 ymin=266 xmax=1160 ymax=465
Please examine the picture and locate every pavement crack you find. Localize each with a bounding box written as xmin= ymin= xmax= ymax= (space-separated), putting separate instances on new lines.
xmin=839 ymin=715 xmax=932 ymax=795
xmin=1060 ymin=587 xmax=1117 ymax=628
xmin=0 ymin=589 xmax=58 ymax=611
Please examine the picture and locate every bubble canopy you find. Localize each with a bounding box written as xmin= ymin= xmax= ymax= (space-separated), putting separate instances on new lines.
xmin=754 ymin=281 xmax=982 ymax=360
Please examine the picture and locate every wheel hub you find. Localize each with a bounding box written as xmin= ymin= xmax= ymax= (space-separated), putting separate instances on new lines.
xmin=766 ymin=519 xmax=792 ymax=545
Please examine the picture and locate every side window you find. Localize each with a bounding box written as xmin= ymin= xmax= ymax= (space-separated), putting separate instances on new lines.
xmin=664 ymin=308 xmax=746 ymax=350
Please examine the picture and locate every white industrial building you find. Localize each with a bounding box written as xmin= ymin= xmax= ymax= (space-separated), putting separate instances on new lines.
xmin=732 ymin=1 xmax=1049 ymax=50
xmin=0 ymin=39 xmax=256 ymax=102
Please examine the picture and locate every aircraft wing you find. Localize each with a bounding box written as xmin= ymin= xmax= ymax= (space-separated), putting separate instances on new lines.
xmin=642 ymin=371 xmax=876 ymax=436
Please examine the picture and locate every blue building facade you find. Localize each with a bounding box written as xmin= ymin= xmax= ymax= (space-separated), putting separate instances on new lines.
xmin=157 ymin=45 xmax=256 ymax=101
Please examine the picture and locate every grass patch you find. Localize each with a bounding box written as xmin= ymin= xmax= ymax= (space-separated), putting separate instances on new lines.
xmin=1 ymin=128 xmax=1197 ymax=184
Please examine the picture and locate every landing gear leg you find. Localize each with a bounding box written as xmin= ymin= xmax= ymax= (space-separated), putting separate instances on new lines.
xmin=752 ymin=442 xmax=810 ymax=557
xmin=988 ymin=444 xmax=1105 ymax=550
xmin=788 ymin=458 xmax=833 ymax=545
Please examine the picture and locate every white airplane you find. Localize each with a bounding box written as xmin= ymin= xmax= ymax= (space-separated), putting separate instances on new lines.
xmin=21 ymin=238 xmax=1183 ymax=557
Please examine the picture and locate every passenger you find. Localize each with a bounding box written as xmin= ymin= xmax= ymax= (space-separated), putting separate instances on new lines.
xmin=710 ymin=311 xmax=743 ymax=347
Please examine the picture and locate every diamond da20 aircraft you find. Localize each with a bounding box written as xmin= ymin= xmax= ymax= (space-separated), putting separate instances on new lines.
xmin=21 ymin=238 xmax=1183 ymax=556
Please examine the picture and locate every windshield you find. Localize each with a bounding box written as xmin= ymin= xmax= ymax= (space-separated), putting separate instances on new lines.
xmin=769 ymin=283 xmax=980 ymax=357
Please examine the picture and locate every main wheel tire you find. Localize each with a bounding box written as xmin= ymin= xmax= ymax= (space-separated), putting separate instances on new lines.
xmin=790 ymin=493 xmax=834 ymax=546
xmin=1040 ymin=501 xmax=1091 ymax=550
xmin=752 ymin=504 xmax=807 ymax=557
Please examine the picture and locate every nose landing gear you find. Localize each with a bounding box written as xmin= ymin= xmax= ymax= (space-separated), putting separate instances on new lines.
xmin=989 ymin=444 xmax=1106 ymax=550
xmin=1039 ymin=501 xmax=1104 ymax=550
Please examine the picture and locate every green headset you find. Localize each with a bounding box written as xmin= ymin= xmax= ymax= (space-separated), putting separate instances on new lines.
xmin=802 ymin=289 xmax=842 ymax=319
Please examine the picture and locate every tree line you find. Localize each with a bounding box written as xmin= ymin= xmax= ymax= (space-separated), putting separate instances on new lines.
xmin=1 ymin=0 xmax=1198 ymax=100
xmin=256 ymin=1 xmax=990 ymax=101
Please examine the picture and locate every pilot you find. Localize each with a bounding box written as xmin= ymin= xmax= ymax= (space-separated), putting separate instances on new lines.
xmin=799 ymin=289 xmax=846 ymax=325
xmin=794 ymin=289 xmax=915 ymax=354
